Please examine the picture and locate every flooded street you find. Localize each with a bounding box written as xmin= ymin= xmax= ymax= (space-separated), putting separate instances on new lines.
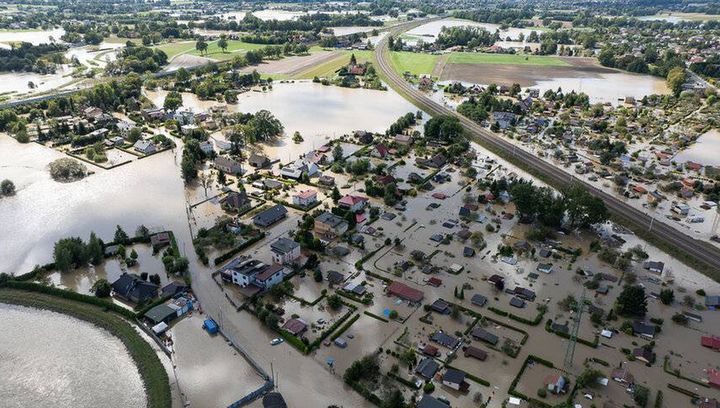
xmin=0 ymin=303 xmax=146 ymax=408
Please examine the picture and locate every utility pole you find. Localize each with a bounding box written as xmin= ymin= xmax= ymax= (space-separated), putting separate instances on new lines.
xmin=564 ymin=289 xmax=586 ymax=369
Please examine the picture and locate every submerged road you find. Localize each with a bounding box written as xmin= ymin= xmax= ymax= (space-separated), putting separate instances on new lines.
xmin=374 ymin=23 xmax=720 ymax=278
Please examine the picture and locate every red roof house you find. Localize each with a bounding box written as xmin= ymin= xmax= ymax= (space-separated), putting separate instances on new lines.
xmin=427 ymin=277 xmax=442 ymax=287
xmin=708 ymin=368 xmax=720 ymax=389
xmin=387 ymin=281 xmax=424 ymax=303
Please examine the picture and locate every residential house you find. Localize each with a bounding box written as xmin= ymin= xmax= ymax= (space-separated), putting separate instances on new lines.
xmin=253 ymin=205 xmax=288 ymax=228
xmin=219 ymin=257 xmax=286 ymax=293
xmin=214 ymin=156 xmax=244 ymax=175
xmin=150 ymin=232 xmax=171 ymax=251
xmin=643 ymin=261 xmax=665 ymax=274
xmin=442 ymin=369 xmax=469 ymax=391
xmin=111 ymin=273 xmax=158 ymax=304
xmin=318 ymin=175 xmax=335 ymax=186
xmin=326 ymin=270 xmax=345 ymax=285
xmin=371 ymin=143 xmax=390 ymax=158
xmin=708 ymin=369 xmax=720 ymax=389
xmin=633 ymin=347 xmax=654 ymax=363
xmin=283 ymin=318 xmax=308 ymax=336
xmin=249 ymin=153 xmax=270 ymax=168
xmin=83 ymin=106 xmax=104 ymax=121
xmin=430 ymin=299 xmax=450 ymax=314
xmin=338 ymin=194 xmax=368 ymax=212
xmin=387 ymin=281 xmax=424 ymax=303
xmin=394 ymin=134 xmax=413 ymax=146
xmin=142 ymin=108 xmax=165 ymax=121
xmin=116 ymin=119 xmax=135 ymax=136
xmin=253 ymin=263 xmax=285 ymax=290
xmin=537 ymin=263 xmax=553 ymax=274
xmin=513 ymin=287 xmax=536 ymax=301
xmin=510 ymin=297 xmax=526 ymax=308
xmin=471 ymin=327 xmax=498 ymax=346
xmin=417 ymin=395 xmax=450 ymax=408
xmin=471 ymin=294 xmax=487 ymax=307
xmin=270 ymin=237 xmax=301 ymax=265
xmin=220 ymin=191 xmax=251 ymax=212
xmin=706 ymin=295 xmax=720 ymax=310
xmin=544 ymin=374 xmax=567 ymax=394
xmin=422 ymin=344 xmax=439 ymax=357
xmin=611 ymin=369 xmax=635 ymax=384
xmin=415 ymin=357 xmax=440 ymax=379
xmin=314 ymin=212 xmax=349 ymax=240
xmin=431 ymin=332 xmax=460 ymax=349
xmin=133 ymin=139 xmax=157 ymax=155
xmin=292 ymin=190 xmax=318 ymax=207
xmin=181 ymin=124 xmax=200 ymax=136
xmin=199 ymin=140 xmax=214 ymax=155
xmin=463 ymin=345 xmax=488 ymax=361
xmin=632 ymin=321 xmax=657 ymax=339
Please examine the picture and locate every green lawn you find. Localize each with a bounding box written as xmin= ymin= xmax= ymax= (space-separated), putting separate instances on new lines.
xmin=188 ymin=40 xmax=268 ymax=61
xmin=293 ymin=50 xmax=375 ymax=79
xmin=389 ymin=51 xmax=439 ymax=76
xmin=154 ymin=41 xmax=197 ymax=59
xmin=447 ymin=52 xmax=569 ymax=66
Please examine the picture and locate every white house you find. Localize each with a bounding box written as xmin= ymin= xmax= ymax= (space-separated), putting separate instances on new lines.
xmin=293 ymin=189 xmax=318 ymax=207
xmin=116 ymin=119 xmax=135 ymax=136
xmin=133 ymin=139 xmax=157 ymax=155
xmin=270 ymin=237 xmax=301 ymax=264
xmin=199 ymin=140 xmax=214 ymax=155
xmin=338 ymin=194 xmax=368 ymax=212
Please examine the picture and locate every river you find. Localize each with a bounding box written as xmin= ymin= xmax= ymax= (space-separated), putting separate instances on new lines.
xmin=0 ymin=303 xmax=146 ymax=408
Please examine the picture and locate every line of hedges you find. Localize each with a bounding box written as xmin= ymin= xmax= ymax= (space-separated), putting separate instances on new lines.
xmin=213 ymin=232 xmax=266 ymax=265
xmin=453 ymin=301 xmax=530 ymax=346
xmin=287 ymin=292 xmax=326 ymax=307
xmin=347 ymin=381 xmax=382 ymax=406
xmin=507 ymin=355 xmax=556 ymax=408
xmin=663 ymin=356 xmax=709 ymax=388
xmin=388 ymin=372 xmax=419 ymax=389
xmin=336 ymin=290 xmax=371 ymax=305
xmin=364 ymin=311 xmax=389 ymax=322
xmin=488 ymin=306 xmax=545 ymax=326
xmin=355 ymin=243 xmax=388 ymax=270
xmin=364 ymin=270 xmax=391 ymax=283
xmin=666 ymin=383 xmax=700 ymax=398
xmin=272 ymin=198 xmax=321 ymax=213
xmin=308 ymin=306 xmax=357 ymax=351
xmin=545 ymin=319 xmax=599 ymax=348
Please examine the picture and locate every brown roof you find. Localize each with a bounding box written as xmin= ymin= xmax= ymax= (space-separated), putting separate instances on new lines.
xmin=387 ymin=281 xmax=424 ymax=303
xmin=255 ymin=264 xmax=284 ymax=282
xmin=282 ymin=318 xmax=307 ymax=335
xmin=463 ymin=345 xmax=487 ymax=361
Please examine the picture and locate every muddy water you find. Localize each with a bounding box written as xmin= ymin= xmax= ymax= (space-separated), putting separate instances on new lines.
xmin=0 ymin=27 xmax=64 ymax=45
xmin=674 ymin=128 xmax=720 ymax=166
xmin=534 ymin=72 xmax=669 ymax=105
xmin=0 ymin=65 xmax=76 ymax=96
xmin=0 ymin=303 xmax=146 ymax=408
xmin=0 ymin=134 xmax=188 ymax=275
xmin=146 ymin=82 xmax=416 ymax=161
xmin=404 ymin=17 xmax=536 ymax=45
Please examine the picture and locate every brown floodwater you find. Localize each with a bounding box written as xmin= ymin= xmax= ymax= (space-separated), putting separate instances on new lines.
xmin=0 ymin=303 xmax=146 ymax=408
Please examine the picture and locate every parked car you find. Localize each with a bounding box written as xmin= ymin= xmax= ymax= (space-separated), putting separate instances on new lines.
xmin=271 ymin=338 xmax=284 ymax=346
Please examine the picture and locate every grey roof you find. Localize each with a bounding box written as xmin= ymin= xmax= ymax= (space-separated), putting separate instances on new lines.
xmin=327 ymin=270 xmax=345 ymax=284
xmin=706 ymin=295 xmax=720 ymax=307
xmin=632 ymin=321 xmax=656 ymax=336
xmin=271 ymin=237 xmax=300 ymax=254
xmin=262 ymin=392 xmax=288 ymax=408
xmin=315 ymin=212 xmax=347 ymax=228
xmin=111 ymin=273 xmax=158 ymax=303
xmin=443 ymin=368 xmax=466 ymax=385
xmin=145 ymin=304 xmax=177 ymax=324
xmin=430 ymin=332 xmax=460 ymax=349
xmin=471 ymin=327 xmax=498 ymax=345
xmin=417 ymin=395 xmax=450 ymax=408
xmin=253 ymin=204 xmax=287 ymax=227
xmin=510 ymin=297 xmax=525 ymax=308
xmin=471 ymin=294 xmax=487 ymax=307
xmin=415 ymin=357 xmax=440 ymax=379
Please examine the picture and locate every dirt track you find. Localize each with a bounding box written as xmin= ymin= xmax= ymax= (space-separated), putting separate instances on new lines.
xmin=237 ymin=51 xmax=341 ymax=76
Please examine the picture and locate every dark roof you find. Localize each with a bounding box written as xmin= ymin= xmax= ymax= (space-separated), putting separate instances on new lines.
xmin=431 ymin=299 xmax=450 ymax=314
xmin=463 ymin=345 xmax=487 ymax=361
xmin=513 ymin=286 xmax=536 ymax=300
xmin=282 ymin=318 xmax=307 ymax=335
xmin=221 ymin=191 xmax=250 ymax=209
xmin=262 ymin=392 xmax=288 ymax=408
xmin=471 ymin=294 xmax=487 ymax=307
xmin=145 ymin=304 xmax=177 ymax=324
xmin=430 ymin=332 xmax=460 ymax=349
xmin=161 ymin=281 xmax=189 ymax=297
xmin=632 ymin=321 xmax=656 ymax=336
xmin=443 ymin=368 xmax=466 ymax=385
xmin=510 ymin=297 xmax=525 ymax=308
xmin=111 ymin=273 xmax=158 ymax=304
xmin=416 ymin=357 xmax=440 ymax=379
xmin=253 ymin=204 xmax=288 ymax=227
xmin=255 ymin=264 xmax=284 ymax=282
xmin=327 ymin=270 xmax=345 ymax=284
xmin=417 ymin=395 xmax=450 ymax=408
xmin=471 ymin=327 xmax=498 ymax=345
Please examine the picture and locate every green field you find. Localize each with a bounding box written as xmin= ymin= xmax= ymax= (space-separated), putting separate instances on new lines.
xmin=293 ymin=50 xmax=374 ymax=79
xmin=447 ymin=52 xmax=569 ymax=66
xmin=389 ymin=51 xmax=439 ymax=76
xmin=154 ymin=40 xmax=268 ymax=61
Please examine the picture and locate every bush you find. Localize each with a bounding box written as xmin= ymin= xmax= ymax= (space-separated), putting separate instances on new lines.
xmin=423 ymin=382 xmax=435 ymax=394
xmin=537 ymin=388 xmax=547 ymax=398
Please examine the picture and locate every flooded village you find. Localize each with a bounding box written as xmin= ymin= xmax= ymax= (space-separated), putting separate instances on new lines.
xmin=2 ymin=1 xmax=720 ymax=408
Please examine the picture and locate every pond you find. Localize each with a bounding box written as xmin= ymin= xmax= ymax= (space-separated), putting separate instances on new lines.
xmin=673 ymin=129 xmax=720 ymax=166
xmin=0 ymin=303 xmax=146 ymax=408
xmin=146 ymin=82 xmax=417 ymax=162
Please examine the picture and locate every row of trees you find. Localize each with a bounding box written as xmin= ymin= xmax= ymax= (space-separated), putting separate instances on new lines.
xmin=0 ymin=42 xmax=66 ymax=74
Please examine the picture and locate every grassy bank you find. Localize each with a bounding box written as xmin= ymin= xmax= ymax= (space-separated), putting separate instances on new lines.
xmin=0 ymin=288 xmax=171 ymax=408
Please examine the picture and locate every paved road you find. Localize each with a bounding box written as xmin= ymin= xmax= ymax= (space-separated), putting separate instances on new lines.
xmin=375 ymin=23 xmax=720 ymax=278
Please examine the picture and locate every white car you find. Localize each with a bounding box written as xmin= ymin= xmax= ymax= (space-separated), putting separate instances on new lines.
xmin=270 ymin=338 xmax=284 ymax=346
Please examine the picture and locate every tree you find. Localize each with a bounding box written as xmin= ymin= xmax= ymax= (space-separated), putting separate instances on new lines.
xmin=175 ymin=67 xmax=190 ymax=83
xmin=198 ymin=172 xmax=213 ymax=197
xmin=246 ymin=110 xmax=283 ymax=142
xmin=382 ymin=389 xmax=405 ymax=408
xmin=218 ymin=35 xmax=229 ymax=53
xmin=327 ymin=294 xmax=343 ymax=310
xmin=53 ymin=237 xmax=88 ymax=272
xmin=388 ymin=309 xmax=399 ymax=319
xmin=114 ymin=225 xmax=129 ymax=244
xmin=163 ymin=90 xmax=183 ymax=111
xmin=313 ymin=269 xmax=323 ymax=282
xmin=563 ymin=185 xmax=608 ymax=228
xmin=292 ymin=131 xmax=303 ymax=143
xmin=331 ymin=186 xmax=341 ymax=202
xmin=1 ymin=179 xmax=15 ymax=196
xmin=659 ymin=289 xmax=674 ymax=305
xmin=332 ymin=144 xmax=344 ymax=162
xmin=91 ymin=279 xmax=112 ymax=297
xmin=86 ymin=232 xmax=104 ymax=265
xmin=616 ymin=285 xmax=648 ymax=317
xmin=510 ymin=181 xmax=537 ymax=217
xmin=195 ymin=38 xmax=208 ymax=56
xmin=666 ymin=67 xmax=686 ymax=97
xmin=181 ymin=153 xmax=197 ymax=182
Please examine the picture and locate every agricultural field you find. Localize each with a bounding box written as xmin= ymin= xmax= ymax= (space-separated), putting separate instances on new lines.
xmin=446 ymin=52 xmax=570 ymax=66
xmin=389 ymin=51 xmax=439 ymax=76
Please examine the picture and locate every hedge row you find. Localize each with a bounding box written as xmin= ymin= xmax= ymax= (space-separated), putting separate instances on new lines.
xmin=489 ymin=306 xmax=545 ymax=326
xmin=287 ymin=292 xmax=326 ymax=307
xmin=213 ymin=232 xmax=266 ymax=265
xmin=363 ymin=311 xmax=389 ymax=323
xmin=330 ymin=313 xmax=361 ymax=341
xmin=663 ymin=356 xmax=709 ymax=388
xmin=336 ymin=290 xmax=372 ymax=305
xmin=364 ymin=270 xmax=391 ymax=283
xmin=666 ymin=383 xmax=700 ymax=398
xmin=309 ymin=306 xmax=357 ymax=351
xmin=388 ymin=372 xmax=419 ymax=389
xmin=545 ymin=319 xmax=599 ymax=348
xmin=354 ymin=243 xmax=388 ymax=270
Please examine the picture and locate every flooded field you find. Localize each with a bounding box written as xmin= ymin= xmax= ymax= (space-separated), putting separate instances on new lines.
xmin=0 ymin=65 xmax=76 ymax=96
xmin=0 ymin=27 xmax=64 ymax=45
xmin=404 ymin=18 xmax=536 ymax=46
xmin=0 ymin=134 xmax=188 ymax=275
xmin=146 ymin=82 xmax=416 ymax=161
xmin=674 ymin=129 xmax=720 ymax=166
xmin=0 ymin=303 xmax=146 ymax=408
xmin=440 ymin=59 xmax=669 ymax=104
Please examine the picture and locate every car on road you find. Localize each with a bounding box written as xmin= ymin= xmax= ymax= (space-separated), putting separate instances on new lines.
xmin=271 ymin=338 xmax=284 ymax=346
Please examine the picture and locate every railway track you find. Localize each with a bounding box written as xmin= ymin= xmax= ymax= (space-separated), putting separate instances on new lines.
xmin=375 ymin=23 xmax=720 ymax=278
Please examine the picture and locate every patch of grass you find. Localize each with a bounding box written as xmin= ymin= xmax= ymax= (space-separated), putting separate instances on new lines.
xmin=0 ymin=288 xmax=171 ymax=408
xmin=447 ymin=52 xmax=569 ymax=66
xmin=154 ymin=41 xmax=196 ymax=59
xmin=389 ymin=51 xmax=439 ymax=76
xmin=188 ymin=40 xmax=268 ymax=60
xmin=292 ymin=50 xmax=374 ymax=79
